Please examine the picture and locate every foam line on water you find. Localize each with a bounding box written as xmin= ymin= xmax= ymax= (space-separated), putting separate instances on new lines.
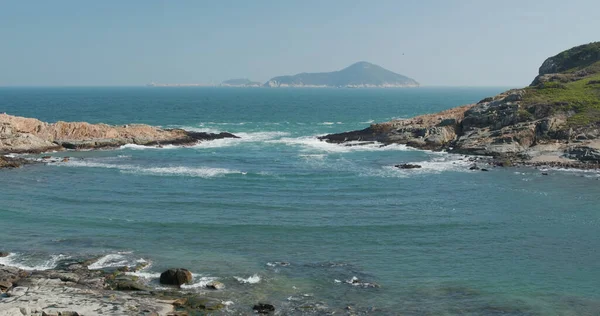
xmin=0 ymin=253 xmax=69 ymax=271
xmin=191 ymin=131 xmax=290 ymax=149
xmin=270 ymin=136 xmax=412 ymax=153
xmin=180 ymin=276 xmax=219 ymax=289
xmin=384 ymin=155 xmax=475 ymax=176
xmin=59 ymin=161 xmax=242 ymax=178
xmin=119 ymin=144 xmax=179 ymax=150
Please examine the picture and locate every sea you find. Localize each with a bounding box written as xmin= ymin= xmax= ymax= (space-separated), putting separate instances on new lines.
xmin=1 ymin=87 xmax=599 ymax=315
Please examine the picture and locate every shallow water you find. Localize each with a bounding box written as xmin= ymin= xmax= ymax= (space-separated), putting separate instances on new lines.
xmin=1 ymin=87 xmax=599 ymax=314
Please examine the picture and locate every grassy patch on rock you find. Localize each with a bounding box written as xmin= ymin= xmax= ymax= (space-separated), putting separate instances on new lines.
xmin=523 ymin=69 xmax=600 ymax=127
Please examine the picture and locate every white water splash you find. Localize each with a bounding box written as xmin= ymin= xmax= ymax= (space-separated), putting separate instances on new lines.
xmin=269 ymin=136 xmax=411 ymax=153
xmin=88 ymin=254 xmax=129 ymax=270
xmin=180 ymin=276 xmax=219 ymax=289
xmin=234 ymin=274 xmax=261 ymax=284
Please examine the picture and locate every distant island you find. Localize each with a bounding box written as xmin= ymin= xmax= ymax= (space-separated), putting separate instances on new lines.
xmin=264 ymin=61 xmax=419 ymax=88
xmin=146 ymin=82 xmax=214 ymax=87
xmin=146 ymin=62 xmax=419 ymax=88
xmin=220 ymin=78 xmax=262 ymax=87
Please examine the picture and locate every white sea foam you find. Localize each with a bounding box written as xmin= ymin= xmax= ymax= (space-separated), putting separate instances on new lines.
xmin=191 ymin=131 xmax=290 ymax=149
xmin=360 ymin=119 xmax=375 ymax=124
xmin=269 ymin=136 xmax=411 ymax=153
xmin=234 ymin=274 xmax=261 ymax=284
xmin=60 ymin=161 xmax=242 ymax=178
xmin=0 ymin=253 xmax=69 ymax=271
xmin=88 ymin=254 xmax=129 ymax=270
xmin=126 ymin=271 xmax=162 ymax=279
xmin=180 ymin=276 xmax=219 ymax=289
xmin=119 ymin=144 xmax=178 ymax=150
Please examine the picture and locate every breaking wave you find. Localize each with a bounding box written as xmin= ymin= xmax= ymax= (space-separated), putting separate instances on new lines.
xmin=0 ymin=253 xmax=69 ymax=271
xmin=59 ymin=161 xmax=242 ymax=178
xmin=234 ymin=274 xmax=261 ymax=284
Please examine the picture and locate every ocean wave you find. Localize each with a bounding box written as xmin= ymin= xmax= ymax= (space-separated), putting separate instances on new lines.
xmin=59 ymin=161 xmax=242 ymax=178
xmin=234 ymin=274 xmax=261 ymax=284
xmin=319 ymin=122 xmax=343 ymax=125
xmin=360 ymin=119 xmax=375 ymax=124
xmin=180 ymin=276 xmax=219 ymax=289
xmin=191 ymin=131 xmax=291 ymax=149
xmin=269 ymin=136 xmax=411 ymax=153
xmin=119 ymin=144 xmax=179 ymax=150
xmin=88 ymin=253 xmax=147 ymax=270
xmin=0 ymin=253 xmax=69 ymax=271
xmin=385 ymin=155 xmax=473 ymax=176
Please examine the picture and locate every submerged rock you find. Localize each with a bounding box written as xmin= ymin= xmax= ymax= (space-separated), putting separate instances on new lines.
xmin=253 ymin=303 xmax=275 ymax=314
xmin=206 ymin=280 xmax=225 ymax=290
xmin=395 ymin=163 xmax=422 ymax=169
xmin=185 ymin=296 xmax=225 ymax=311
xmin=159 ymin=268 xmax=193 ymax=286
xmin=109 ymin=275 xmax=150 ymax=291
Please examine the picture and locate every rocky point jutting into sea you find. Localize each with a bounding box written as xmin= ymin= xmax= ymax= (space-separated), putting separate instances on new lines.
xmin=0 ymin=113 xmax=238 ymax=168
xmin=320 ymin=42 xmax=600 ymax=169
xmin=0 ymin=254 xmax=280 ymax=315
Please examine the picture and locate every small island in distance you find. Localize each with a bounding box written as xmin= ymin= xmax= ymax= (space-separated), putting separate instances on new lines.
xmin=220 ymin=78 xmax=262 ymax=87
xmin=265 ymin=61 xmax=419 ymax=88
xmin=148 ymin=61 xmax=419 ymax=88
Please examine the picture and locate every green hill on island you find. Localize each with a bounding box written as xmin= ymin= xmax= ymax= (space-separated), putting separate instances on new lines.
xmin=265 ymin=61 xmax=419 ymax=88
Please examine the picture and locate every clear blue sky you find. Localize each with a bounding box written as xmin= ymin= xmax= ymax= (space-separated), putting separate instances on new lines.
xmin=1 ymin=0 xmax=598 ymax=86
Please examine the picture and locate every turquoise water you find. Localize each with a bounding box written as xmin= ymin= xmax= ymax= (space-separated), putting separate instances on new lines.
xmin=1 ymin=87 xmax=600 ymax=315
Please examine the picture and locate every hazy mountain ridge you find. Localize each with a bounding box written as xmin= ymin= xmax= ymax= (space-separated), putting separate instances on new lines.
xmin=265 ymin=61 xmax=419 ymax=88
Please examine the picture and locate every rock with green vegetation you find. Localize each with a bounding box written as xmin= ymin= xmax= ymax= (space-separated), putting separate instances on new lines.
xmin=320 ymin=42 xmax=600 ymax=167
xmin=265 ymin=61 xmax=419 ymax=88
xmin=184 ymin=296 xmax=225 ymax=311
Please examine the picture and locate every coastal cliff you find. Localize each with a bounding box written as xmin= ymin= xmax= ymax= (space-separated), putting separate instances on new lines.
xmin=320 ymin=42 xmax=600 ymax=167
xmin=0 ymin=114 xmax=238 ymax=167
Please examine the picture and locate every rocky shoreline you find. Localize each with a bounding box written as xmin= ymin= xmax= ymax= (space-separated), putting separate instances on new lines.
xmin=0 ymin=113 xmax=239 ymax=169
xmin=319 ymin=43 xmax=600 ymax=170
xmin=0 ymin=254 xmax=274 ymax=316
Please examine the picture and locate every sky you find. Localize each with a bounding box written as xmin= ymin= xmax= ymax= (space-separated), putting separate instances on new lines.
xmin=0 ymin=0 xmax=599 ymax=87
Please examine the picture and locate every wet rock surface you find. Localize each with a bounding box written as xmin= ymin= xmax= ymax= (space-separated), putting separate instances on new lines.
xmin=160 ymin=268 xmax=193 ymax=287
xmin=395 ymin=163 xmax=422 ymax=169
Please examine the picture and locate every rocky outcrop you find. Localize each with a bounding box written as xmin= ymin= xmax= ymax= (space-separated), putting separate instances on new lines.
xmin=0 ymin=156 xmax=29 ymax=169
xmin=159 ymin=268 xmax=193 ymax=286
xmin=321 ymin=104 xmax=472 ymax=150
xmin=320 ymin=42 xmax=600 ymax=167
xmin=0 ymin=113 xmax=239 ymax=155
